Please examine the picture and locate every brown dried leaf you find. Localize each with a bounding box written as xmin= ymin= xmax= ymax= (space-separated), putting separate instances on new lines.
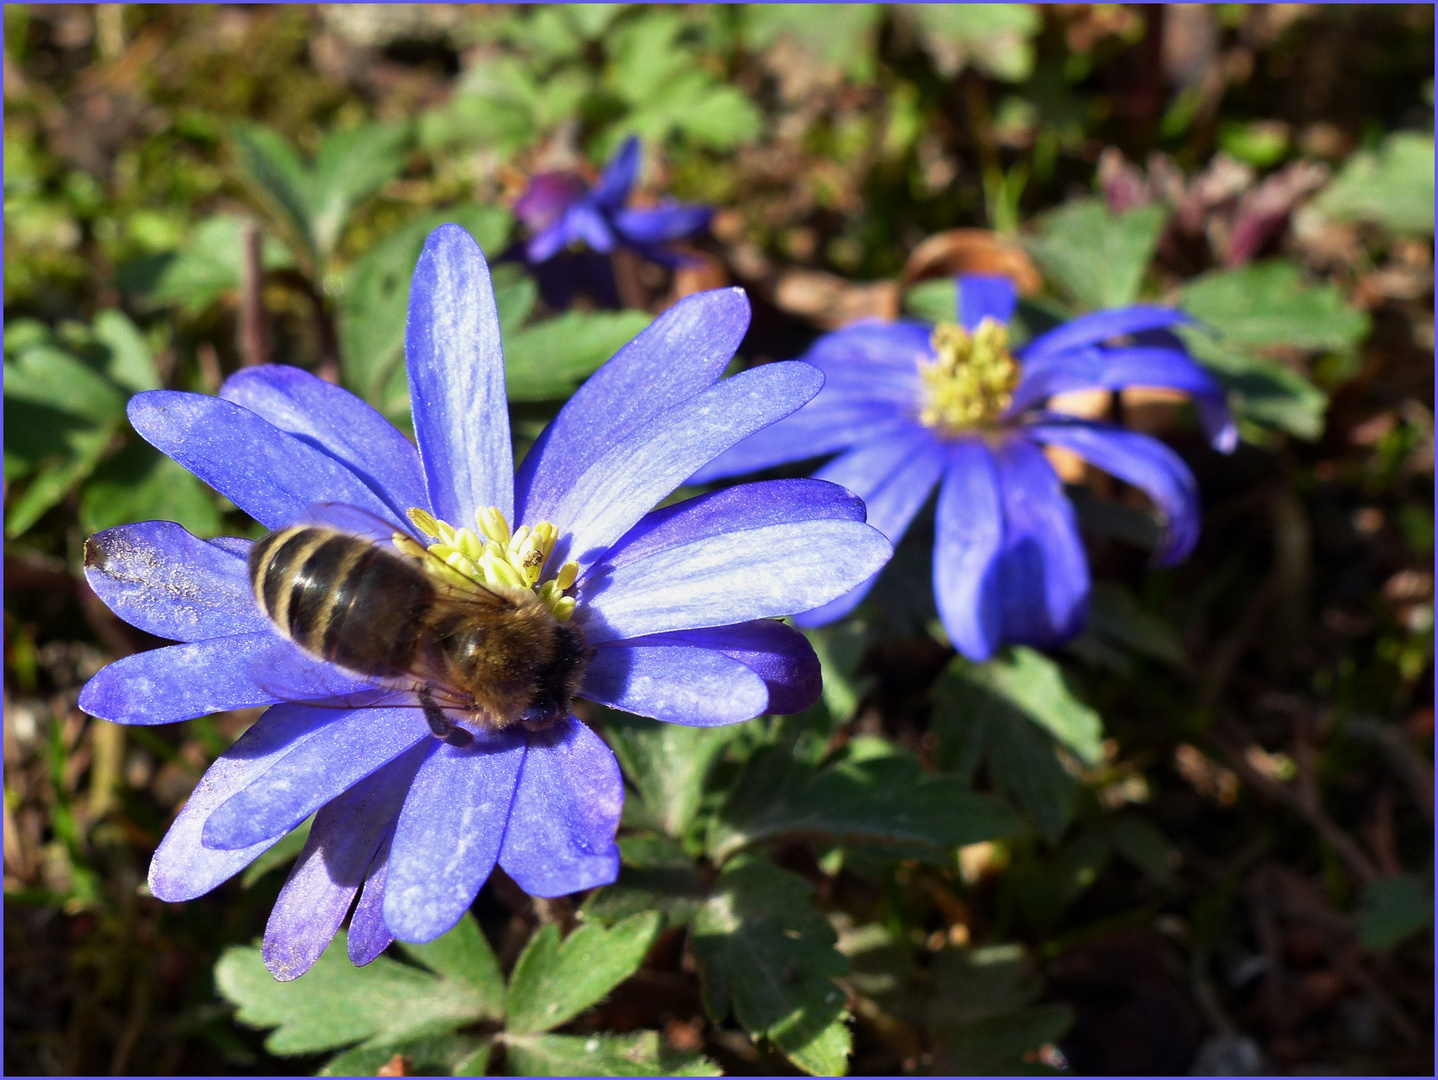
xmin=900 ymin=229 xmax=1042 ymax=294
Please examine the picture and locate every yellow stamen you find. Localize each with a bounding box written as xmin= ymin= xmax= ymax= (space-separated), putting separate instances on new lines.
xmin=398 ymin=506 xmax=580 ymax=620
xmin=918 ymin=318 xmax=1020 ymax=435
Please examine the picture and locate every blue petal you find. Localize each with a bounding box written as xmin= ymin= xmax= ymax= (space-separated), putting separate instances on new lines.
xmin=790 ymin=426 xmax=946 ymax=627
xmin=602 ymin=478 xmax=865 ymax=569
xmin=526 ymin=220 xmax=571 ymax=264
xmin=127 ymin=392 xmax=400 ymax=530
xmin=689 ymin=396 xmax=908 ymax=484
xmin=1021 ymin=306 xmax=1191 ymax=364
xmin=405 ymin=225 xmax=513 ymax=526
xmin=147 ymin=702 xmax=340 ymax=901
xmin=517 ymin=288 xmax=750 ymax=524
xmin=933 ymin=439 xmax=1005 ymax=660
xmin=83 ymin=522 xmax=266 ymax=642
xmin=614 ymin=621 xmax=822 ymax=716
xmin=592 ymin=135 xmax=641 ymax=210
xmin=566 ymin=202 xmax=616 ymax=253
xmin=202 ymin=706 xmax=430 ymax=850
xmin=1010 ymin=345 xmax=1236 ymax=452
xmin=992 ymin=437 xmax=1090 ymax=648
xmin=262 ymin=745 xmax=426 ymax=981
xmin=614 ymin=204 xmax=712 ymax=244
xmin=347 ymin=837 xmax=394 ymax=966
xmin=958 ymin=275 xmax=1018 ymax=331
xmin=1025 ymin=417 xmax=1202 ymax=564
xmin=583 ymin=642 xmax=770 ymax=726
xmin=220 ymin=365 xmax=429 ymax=519
xmin=578 ymin=516 xmax=891 ymax=643
xmin=545 ymin=362 xmax=824 ymax=571
xmin=499 ymin=716 xmax=622 ymax=897
xmin=384 ymin=732 xmax=527 ymax=942
xmin=800 ymin=319 xmax=930 ymax=397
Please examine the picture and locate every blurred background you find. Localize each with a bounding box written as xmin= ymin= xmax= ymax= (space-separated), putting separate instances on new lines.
xmin=3 ymin=4 xmax=1433 ymax=1076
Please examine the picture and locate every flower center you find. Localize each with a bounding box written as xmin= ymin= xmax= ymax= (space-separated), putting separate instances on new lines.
xmin=918 ymin=318 xmax=1020 ymax=434
xmin=394 ymin=506 xmax=580 ymax=622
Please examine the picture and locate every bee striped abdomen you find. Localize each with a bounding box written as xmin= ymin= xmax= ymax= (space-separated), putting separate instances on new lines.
xmin=249 ymin=526 xmax=435 ymax=679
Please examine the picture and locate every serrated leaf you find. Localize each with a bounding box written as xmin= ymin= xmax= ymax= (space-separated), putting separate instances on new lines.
xmin=231 ymin=123 xmax=318 ymax=267
xmin=90 ymin=310 xmax=160 ymax=393
xmin=398 ymin=912 xmax=506 ymax=1020
xmin=1359 ymin=873 xmax=1434 ymax=951
xmin=319 ymin=1033 xmax=489 ymax=1077
xmin=927 ymin=944 xmax=1072 ymax=1074
xmin=119 ymin=214 xmax=294 ymax=316
xmin=503 ymin=1030 xmax=721 ymax=1077
xmin=582 ymin=836 xmax=707 ymax=928
xmin=1028 ymin=199 xmax=1169 ymax=310
xmin=340 ymin=206 xmax=514 ymax=405
xmin=79 ymin=443 xmax=223 ymax=538
xmin=308 ymin=121 xmax=414 ymax=260
xmin=745 ymin=4 xmax=882 ymax=80
xmin=1178 ymin=325 xmax=1328 ymax=440
xmin=692 ymin=858 xmax=851 ymax=1075
xmin=505 ymin=912 xmax=661 ymax=1035
xmin=931 ymin=660 xmax=1083 ymax=841
xmin=1313 ymin=132 xmax=1435 ymax=236
xmin=905 ymin=3 xmax=1040 ymax=82
xmin=503 ymin=310 xmax=653 ymax=401
xmin=1179 ymin=260 xmax=1370 ymax=352
xmin=215 ymin=933 xmax=489 ymax=1056
xmin=604 ymin=713 xmax=741 ymax=839
xmin=959 ymin=649 xmax=1104 ymax=766
xmin=709 ymin=742 xmax=1021 ymax=864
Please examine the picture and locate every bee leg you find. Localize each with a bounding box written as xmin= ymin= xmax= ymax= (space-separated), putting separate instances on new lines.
xmin=444 ymin=727 xmax=474 ymax=748
xmin=418 ymin=686 xmax=454 ymax=738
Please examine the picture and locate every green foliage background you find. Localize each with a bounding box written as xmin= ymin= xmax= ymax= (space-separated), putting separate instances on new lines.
xmin=4 ymin=4 xmax=1433 ymax=1076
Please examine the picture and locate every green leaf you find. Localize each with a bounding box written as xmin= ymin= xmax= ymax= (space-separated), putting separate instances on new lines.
xmin=398 ymin=912 xmax=506 ymax=1021
xmin=3 ymin=343 xmax=127 ymax=422
xmin=1178 ymin=325 xmax=1328 ymax=440
xmin=231 ymin=123 xmax=319 ymax=267
xmin=308 ymin=121 xmax=414 ymax=260
xmin=709 ymin=742 xmax=1022 ymax=864
xmin=79 ymin=443 xmax=223 ymax=538
xmin=744 ymin=5 xmax=882 ymax=80
xmin=932 ymin=658 xmax=1087 ymax=841
xmin=215 ymin=933 xmax=490 ymax=1056
xmin=239 ymin=816 xmax=312 ymax=887
xmin=339 ymin=206 xmax=514 ymax=406
xmin=90 ymin=310 xmax=160 ymax=393
xmin=927 ymin=944 xmax=1073 ymax=1075
xmin=504 ymin=912 xmax=662 ymax=1035
xmin=581 ymin=837 xmax=709 ymax=928
xmin=960 ymin=649 xmax=1104 ymax=766
xmin=1179 ymin=261 xmax=1370 ymax=351
xmin=1313 ymin=132 xmax=1435 ymax=236
xmin=120 ymin=214 xmax=295 ymax=315
xmin=320 ymin=1034 xmax=490 ymax=1077
xmin=604 ymin=713 xmax=741 ymax=839
xmin=1028 ymin=199 xmax=1169 ymax=309
xmin=905 ymin=3 xmax=1041 ymax=82
xmin=503 ymin=310 xmax=653 ymax=402
xmin=1066 ymin=582 xmax=1185 ymax=673
xmin=503 ymin=1031 xmax=721 ymax=1077
xmin=1359 ymin=873 xmax=1434 ymax=951
xmin=692 ymin=857 xmax=851 ymax=1076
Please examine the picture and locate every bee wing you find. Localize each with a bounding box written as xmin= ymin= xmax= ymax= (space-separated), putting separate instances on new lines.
xmin=243 ymin=635 xmax=401 ymax=708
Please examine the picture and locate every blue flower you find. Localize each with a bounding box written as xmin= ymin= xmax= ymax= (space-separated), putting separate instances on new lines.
xmin=78 ymin=225 xmax=889 ymax=979
xmin=693 ymin=274 xmax=1235 ymax=661
xmin=516 ymin=135 xmax=712 ymax=267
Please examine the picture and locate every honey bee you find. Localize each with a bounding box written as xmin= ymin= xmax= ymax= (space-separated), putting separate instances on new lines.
xmin=247 ymin=519 xmax=589 ymax=746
